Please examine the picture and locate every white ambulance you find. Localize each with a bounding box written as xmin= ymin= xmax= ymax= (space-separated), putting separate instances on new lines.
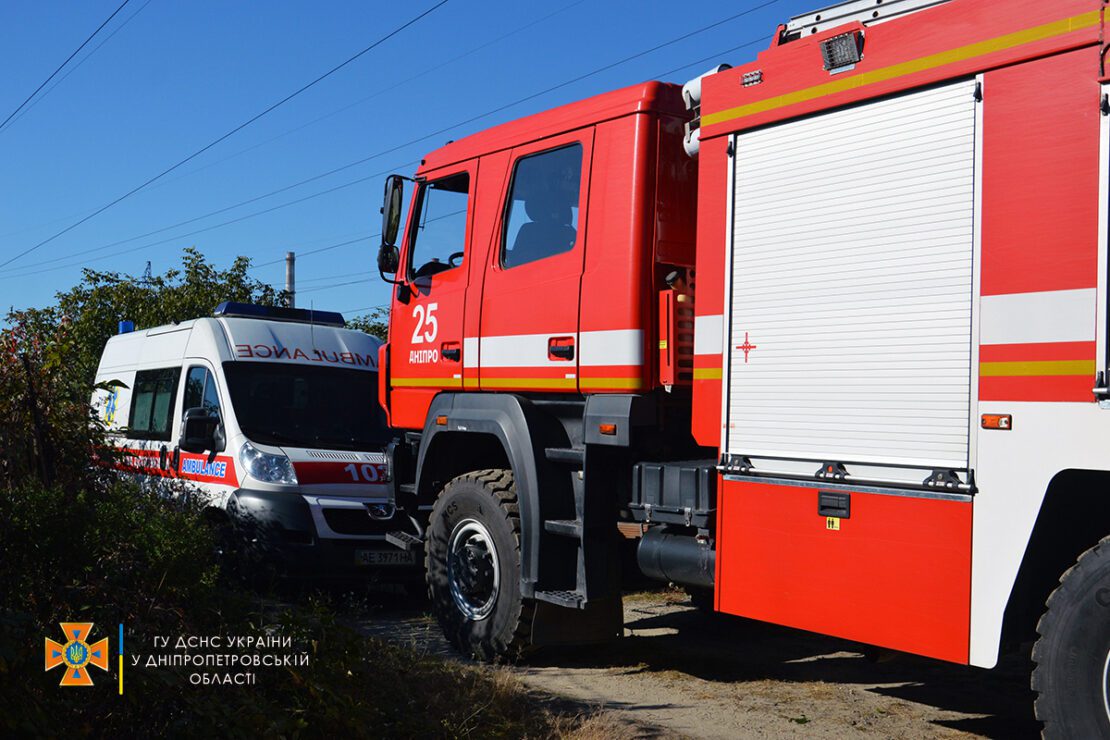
xmin=91 ymin=302 xmax=418 ymax=577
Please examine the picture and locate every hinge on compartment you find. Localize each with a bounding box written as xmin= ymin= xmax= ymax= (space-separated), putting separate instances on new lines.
xmin=815 ymin=461 xmax=848 ymax=481
xmin=718 ymin=454 xmax=753 ymax=474
xmin=1093 ymin=370 xmax=1110 ymax=406
xmin=923 ymin=469 xmax=963 ymax=490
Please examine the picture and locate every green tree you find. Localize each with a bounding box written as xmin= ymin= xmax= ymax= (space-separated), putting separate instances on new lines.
xmin=52 ymin=247 xmax=286 ymax=385
xmin=345 ymin=306 xmax=389 ymax=340
xmin=0 ymin=248 xmax=284 ymax=488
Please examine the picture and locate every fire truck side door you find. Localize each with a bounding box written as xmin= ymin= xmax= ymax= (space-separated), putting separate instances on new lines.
xmin=389 ymin=164 xmax=475 ymax=429
xmin=478 ymin=131 xmax=593 ymax=392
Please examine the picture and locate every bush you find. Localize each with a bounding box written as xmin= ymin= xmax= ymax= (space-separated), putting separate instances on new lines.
xmin=0 ymin=481 xmax=573 ymax=738
xmin=0 ymin=283 xmax=579 ymax=738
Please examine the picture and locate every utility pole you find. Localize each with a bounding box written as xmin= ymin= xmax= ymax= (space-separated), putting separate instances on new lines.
xmin=285 ymin=251 xmax=296 ymax=308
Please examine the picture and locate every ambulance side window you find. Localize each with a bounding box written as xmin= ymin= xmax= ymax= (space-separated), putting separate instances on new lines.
xmin=183 ymin=366 xmax=221 ymax=415
xmin=128 ymin=368 xmax=181 ymax=441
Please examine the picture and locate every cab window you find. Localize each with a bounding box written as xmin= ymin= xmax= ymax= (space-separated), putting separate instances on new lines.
xmin=501 ymin=144 xmax=583 ymax=269
xmin=127 ymin=367 xmax=180 ymax=441
xmin=183 ymin=366 xmax=221 ymax=415
xmin=407 ymin=172 xmax=469 ymax=280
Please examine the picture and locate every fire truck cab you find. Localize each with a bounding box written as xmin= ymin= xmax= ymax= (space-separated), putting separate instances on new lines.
xmin=377 ymin=0 xmax=1110 ymax=732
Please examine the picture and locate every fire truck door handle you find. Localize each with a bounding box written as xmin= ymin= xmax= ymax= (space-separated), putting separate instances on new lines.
xmin=158 ymin=445 xmax=168 ymax=470
xmin=441 ymin=343 xmax=461 ymax=362
xmin=548 ymin=338 xmax=575 ymax=361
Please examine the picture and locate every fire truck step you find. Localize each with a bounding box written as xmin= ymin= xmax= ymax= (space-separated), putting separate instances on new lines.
xmin=398 ymin=483 xmax=416 ymax=496
xmin=385 ymin=530 xmax=423 ymax=551
xmin=544 ymin=447 xmax=585 ymax=466
xmin=543 ymin=519 xmax=583 ymax=538
xmin=534 ymin=589 xmax=586 ymax=609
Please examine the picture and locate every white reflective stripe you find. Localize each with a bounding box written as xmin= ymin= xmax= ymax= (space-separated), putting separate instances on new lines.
xmin=463 ymin=337 xmax=479 ymax=368
xmin=980 ymin=288 xmax=1095 ymax=345
xmin=694 ymin=314 xmax=723 ymax=355
xmin=579 ymin=329 xmax=642 ymax=367
xmin=479 ymin=332 xmax=573 ymax=368
xmin=474 ymin=330 xmax=643 ymax=369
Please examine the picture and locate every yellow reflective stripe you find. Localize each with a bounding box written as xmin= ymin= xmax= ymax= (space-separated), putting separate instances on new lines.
xmin=693 ymin=367 xmax=722 ymax=380
xmin=394 ymin=376 xmax=645 ymax=389
xmin=702 ymin=10 xmax=1100 ymax=129
xmin=580 ymin=377 xmax=645 ymax=390
xmin=391 ymin=377 xmax=464 ymax=388
xmin=979 ymin=360 xmax=1095 ymax=377
xmin=481 ymin=377 xmax=578 ymax=390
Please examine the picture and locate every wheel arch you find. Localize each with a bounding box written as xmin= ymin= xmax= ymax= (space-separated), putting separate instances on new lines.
xmin=1001 ymin=468 xmax=1110 ymax=647
xmin=415 ymin=393 xmax=566 ymax=595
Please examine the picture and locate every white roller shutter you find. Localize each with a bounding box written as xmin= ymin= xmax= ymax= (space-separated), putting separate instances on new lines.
xmin=725 ymin=80 xmax=978 ymax=470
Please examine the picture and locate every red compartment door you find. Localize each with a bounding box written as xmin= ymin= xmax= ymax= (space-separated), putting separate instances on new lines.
xmin=716 ymin=478 xmax=972 ymax=664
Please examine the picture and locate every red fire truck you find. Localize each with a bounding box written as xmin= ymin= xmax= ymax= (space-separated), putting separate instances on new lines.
xmin=374 ymin=0 xmax=1110 ymax=733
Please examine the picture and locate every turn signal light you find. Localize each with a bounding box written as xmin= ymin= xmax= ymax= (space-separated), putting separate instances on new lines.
xmin=599 ymin=423 xmax=617 ymax=436
xmin=981 ymin=414 xmax=1012 ymax=430
xmin=435 ymin=415 xmax=448 ymax=426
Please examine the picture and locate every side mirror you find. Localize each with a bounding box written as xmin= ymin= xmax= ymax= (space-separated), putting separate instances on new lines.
xmin=381 ymin=175 xmax=405 ymax=248
xmin=180 ymin=407 xmax=220 ymax=454
xmin=377 ymin=243 xmax=400 ymax=275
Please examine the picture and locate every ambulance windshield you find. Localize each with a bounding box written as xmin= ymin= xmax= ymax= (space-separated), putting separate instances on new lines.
xmin=222 ymin=362 xmax=390 ymax=451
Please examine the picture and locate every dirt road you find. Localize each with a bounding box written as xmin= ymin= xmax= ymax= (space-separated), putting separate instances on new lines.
xmin=355 ymin=590 xmax=1039 ymax=738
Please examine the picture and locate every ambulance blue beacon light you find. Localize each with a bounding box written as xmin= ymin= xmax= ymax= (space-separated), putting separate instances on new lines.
xmin=212 ymin=302 xmax=345 ymax=327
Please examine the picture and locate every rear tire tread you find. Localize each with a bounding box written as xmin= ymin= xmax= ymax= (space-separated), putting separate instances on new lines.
xmin=1031 ymin=534 xmax=1110 ymax=736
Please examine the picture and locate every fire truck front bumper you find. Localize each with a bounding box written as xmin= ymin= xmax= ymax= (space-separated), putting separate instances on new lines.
xmin=225 ymin=489 xmax=422 ymax=579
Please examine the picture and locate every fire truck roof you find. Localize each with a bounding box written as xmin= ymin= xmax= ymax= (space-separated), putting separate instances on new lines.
xmin=418 ymin=81 xmax=688 ymax=173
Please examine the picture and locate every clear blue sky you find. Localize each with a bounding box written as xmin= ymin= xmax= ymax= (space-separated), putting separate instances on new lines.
xmin=0 ymin=0 xmax=817 ymax=321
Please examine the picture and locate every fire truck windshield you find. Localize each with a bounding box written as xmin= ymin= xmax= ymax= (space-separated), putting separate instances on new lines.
xmin=222 ymin=362 xmax=390 ymax=451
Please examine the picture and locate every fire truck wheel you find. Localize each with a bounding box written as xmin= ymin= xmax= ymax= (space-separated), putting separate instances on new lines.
xmin=1032 ymin=535 xmax=1110 ymax=739
xmin=426 ymin=468 xmax=533 ymax=662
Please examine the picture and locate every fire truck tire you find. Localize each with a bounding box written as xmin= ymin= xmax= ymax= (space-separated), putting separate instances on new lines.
xmin=1031 ymin=535 xmax=1110 ymax=739
xmin=426 ymin=468 xmax=533 ymax=662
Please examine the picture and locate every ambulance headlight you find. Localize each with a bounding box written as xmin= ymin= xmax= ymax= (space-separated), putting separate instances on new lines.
xmin=239 ymin=441 xmax=298 ymax=485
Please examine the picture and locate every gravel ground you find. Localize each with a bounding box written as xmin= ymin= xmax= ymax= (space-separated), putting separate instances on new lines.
xmin=354 ymin=589 xmax=1040 ymax=739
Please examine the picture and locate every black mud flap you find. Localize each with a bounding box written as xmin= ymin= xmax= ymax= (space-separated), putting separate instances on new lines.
xmin=530 ymin=596 xmax=624 ymax=647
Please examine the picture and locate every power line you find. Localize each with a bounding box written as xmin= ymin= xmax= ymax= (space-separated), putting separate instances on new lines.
xmin=7 ymin=157 xmax=416 ymax=272
xmin=0 ymin=0 xmax=132 ymax=134
xmin=298 ymin=277 xmax=374 ymax=294
xmin=340 ymin=304 xmax=390 ymax=315
xmin=3 ymin=1 xmax=781 ymax=278
xmin=0 ymin=0 xmax=449 ymax=270
xmin=293 ymin=269 xmax=376 ymax=285
xmin=134 ymin=0 xmax=587 ymax=196
xmin=5 ymin=0 xmax=156 ymax=132
xmin=0 ymin=168 xmax=402 ymax=281
xmin=652 ymin=37 xmax=769 ymax=80
xmin=251 ymin=235 xmax=378 ymax=270
xmin=0 ymin=0 xmax=579 ymax=241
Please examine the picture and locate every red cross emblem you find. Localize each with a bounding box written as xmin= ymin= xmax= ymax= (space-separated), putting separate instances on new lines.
xmin=736 ymin=332 xmax=758 ymax=363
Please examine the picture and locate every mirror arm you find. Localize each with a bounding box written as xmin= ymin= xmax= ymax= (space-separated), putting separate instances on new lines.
xmin=379 ymin=268 xmax=407 ymax=286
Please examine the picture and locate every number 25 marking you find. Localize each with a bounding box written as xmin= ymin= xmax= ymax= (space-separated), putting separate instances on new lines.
xmin=344 ymin=463 xmax=381 ymax=483
xmin=411 ymin=302 xmax=439 ymax=344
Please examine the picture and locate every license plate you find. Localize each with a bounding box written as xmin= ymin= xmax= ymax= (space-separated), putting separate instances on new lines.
xmin=355 ymin=549 xmax=416 ymax=566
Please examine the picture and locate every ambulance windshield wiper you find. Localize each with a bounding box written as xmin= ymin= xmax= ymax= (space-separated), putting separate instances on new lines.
xmin=241 ymin=427 xmax=311 ymax=448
